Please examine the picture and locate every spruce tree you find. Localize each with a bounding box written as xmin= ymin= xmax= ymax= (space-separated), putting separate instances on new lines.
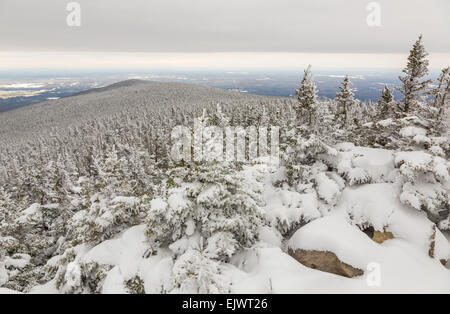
xmin=398 ymin=35 xmax=432 ymax=113
xmin=296 ymin=65 xmax=318 ymax=126
xmin=377 ymin=85 xmax=394 ymax=120
xmin=427 ymin=67 xmax=450 ymax=132
xmin=335 ymin=75 xmax=356 ymax=126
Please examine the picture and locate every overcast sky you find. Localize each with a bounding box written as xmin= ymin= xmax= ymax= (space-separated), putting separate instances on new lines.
xmin=0 ymin=0 xmax=449 ymax=69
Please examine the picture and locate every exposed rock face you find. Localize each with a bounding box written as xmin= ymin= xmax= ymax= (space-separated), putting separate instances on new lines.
xmin=429 ymin=226 xmax=437 ymax=259
xmin=428 ymin=226 xmax=448 ymax=266
xmin=288 ymin=249 xmax=364 ymax=278
xmin=372 ymin=230 xmax=395 ymax=244
xmin=362 ymin=226 xmax=394 ymax=244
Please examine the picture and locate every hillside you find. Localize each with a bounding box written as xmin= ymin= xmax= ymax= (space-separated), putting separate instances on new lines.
xmin=0 ymin=79 xmax=284 ymax=144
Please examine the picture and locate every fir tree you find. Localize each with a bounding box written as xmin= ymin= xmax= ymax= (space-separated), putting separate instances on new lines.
xmin=398 ymin=35 xmax=432 ymax=113
xmin=210 ymin=103 xmax=230 ymax=127
xmin=427 ymin=67 xmax=450 ymax=132
xmin=377 ymin=85 xmax=395 ymax=120
xmin=296 ymin=65 xmax=318 ymax=126
xmin=335 ymin=76 xmax=356 ymax=127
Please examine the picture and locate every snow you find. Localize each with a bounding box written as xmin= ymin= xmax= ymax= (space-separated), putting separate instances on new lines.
xmin=394 ymin=151 xmax=433 ymax=170
xmin=435 ymin=230 xmax=450 ymax=263
xmin=167 ymin=190 xmax=189 ymax=212
xmin=62 ymin=150 xmax=449 ymax=294
xmin=101 ymin=266 xmax=127 ymax=294
xmin=28 ymin=280 xmax=58 ymax=294
xmin=185 ymin=219 xmax=196 ymax=236
xmin=351 ymin=147 xmax=395 ymax=181
xmin=0 ymin=262 xmax=8 ymax=286
xmin=258 ymin=226 xmax=282 ymax=247
xmin=288 ymin=215 xmax=377 ymax=269
xmin=263 ymin=186 xmax=321 ymax=231
xmin=150 ymin=198 xmax=167 ymax=212
xmin=43 ymin=167 xmax=446 ymax=294
xmin=4 ymin=254 xmax=31 ymax=269
xmin=323 ymin=145 xmax=396 ymax=185
xmin=169 ymin=232 xmax=202 ymax=256
xmin=433 ymin=161 xmax=450 ymax=181
xmin=315 ymin=172 xmax=341 ymax=205
xmin=197 ymin=184 xmax=221 ymax=203
xmin=15 ymin=203 xmax=41 ymax=224
xmin=70 ymin=185 xmax=82 ymax=194
xmin=229 ymin=243 xmax=449 ymax=294
xmin=42 ymin=203 xmax=59 ymax=210
xmin=82 ymin=225 xmax=149 ymax=280
xmin=400 ymin=126 xmax=427 ymax=138
xmin=335 ymin=144 xmax=394 ymax=182
xmin=111 ymin=196 xmax=139 ymax=206
xmin=0 ymin=288 xmax=22 ymax=294
xmin=377 ymin=118 xmax=395 ymax=127
xmin=140 ymin=253 xmax=173 ymax=294
xmin=205 ymin=232 xmax=238 ymax=259
xmin=14 ymin=177 xmax=450 ymax=295
xmin=337 ymin=183 xmax=396 ymax=231
xmin=64 ymin=262 xmax=82 ymax=291
xmin=335 ymin=182 xmax=445 ymax=254
xmin=260 ymin=162 xmax=322 ymax=230
xmin=283 ymin=215 xmax=450 ymax=293
xmin=400 ymin=180 xmax=447 ymax=214
xmin=3 ymin=137 xmax=449 ymax=294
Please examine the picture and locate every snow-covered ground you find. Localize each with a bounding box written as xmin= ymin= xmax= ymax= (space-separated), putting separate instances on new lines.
xmin=5 ymin=144 xmax=445 ymax=294
xmin=24 ymin=217 xmax=449 ymax=294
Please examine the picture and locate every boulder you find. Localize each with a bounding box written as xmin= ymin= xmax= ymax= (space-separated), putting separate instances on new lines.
xmin=362 ymin=226 xmax=394 ymax=244
xmin=372 ymin=230 xmax=395 ymax=244
xmin=288 ymin=248 xmax=364 ymax=278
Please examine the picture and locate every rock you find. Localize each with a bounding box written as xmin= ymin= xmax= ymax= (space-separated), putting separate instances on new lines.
xmin=372 ymin=230 xmax=395 ymax=244
xmin=0 ymin=262 xmax=8 ymax=286
xmin=428 ymin=226 xmax=449 ymax=266
xmin=429 ymin=225 xmax=436 ymax=259
xmin=362 ymin=226 xmax=394 ymax=244
xmin=288 ymin=248 xmax=364 ymax=278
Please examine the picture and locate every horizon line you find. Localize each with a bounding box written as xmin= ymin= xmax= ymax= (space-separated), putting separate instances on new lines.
xmin=1 ymin=51 xmax=449 ymax=71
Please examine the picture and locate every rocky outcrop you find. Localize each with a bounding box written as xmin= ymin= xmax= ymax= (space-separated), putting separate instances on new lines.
xmin=428 ymin=226 xmax=449 ymax=266
xmin=372 ymin=230 xmax=395 ymax=244
xmin=429 ymin=225 xmax=437 ymax=258
xmin=362 ymin=226 xmax=394 ymax=244
xmin=288 ymin=248 xmax=364 ymax=278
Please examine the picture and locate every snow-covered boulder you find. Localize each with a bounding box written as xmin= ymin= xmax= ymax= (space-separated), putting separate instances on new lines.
xmin=287 ymin=249 xmax=364 ymax=278
xmin=287 ymin=215 xmax=377 ymax=275
xmin=282 ymin=215 xmax=450 ymax=293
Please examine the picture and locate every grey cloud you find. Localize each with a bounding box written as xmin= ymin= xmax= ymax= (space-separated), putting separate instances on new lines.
xmin=0 ymin=0 xmax=449 ymax=53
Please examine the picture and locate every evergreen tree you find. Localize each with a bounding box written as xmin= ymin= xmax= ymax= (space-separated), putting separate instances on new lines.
xmin=427 ymin=67 xmax=450 ymax=132
xmin=209 ymin=103 xmax=230 ymax=127
xmin=377 ymin=85 xmax=395 ymax=120
xmin=398 ymin=35 xmax=432 ymax=113
xmin=335 ymin=76 xmax=356 ymax=126
xmin=0 ymin=187 xmax=12 ymax=224
xmin=296 ymin=65 xmax=318 ymax=126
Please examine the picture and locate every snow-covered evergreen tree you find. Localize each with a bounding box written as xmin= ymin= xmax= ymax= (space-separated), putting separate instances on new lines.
xmin=146 ymin=161 xmax=266 ymax=259
xmin=171 ymin=249 xmax=229 ymax=293
xmin=427 ymin=67 xmax=450 ymax=133
xmin=377 ymin=85 xmax=395 ymax=120
xmin=296 ymin=65 xmax=318 ymax=127
xmin=335 ymin=76 xmax=356 ymax=127
xmin=398 ymin=35 xmax=432 ymax=113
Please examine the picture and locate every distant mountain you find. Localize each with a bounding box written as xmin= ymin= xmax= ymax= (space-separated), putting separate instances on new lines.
xmin=0 ymin=79 xmax=282 ymax=143
xmin=67 ymin=79 xmax=151 ymax=97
